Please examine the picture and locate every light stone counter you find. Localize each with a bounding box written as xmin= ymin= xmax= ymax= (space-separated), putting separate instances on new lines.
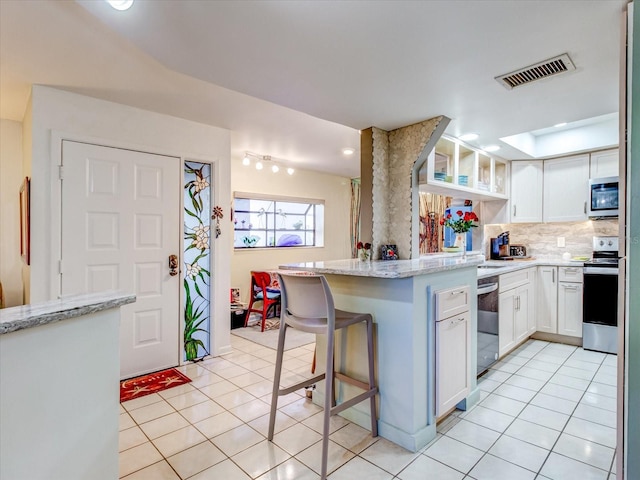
xmin=0 ymin=291 xmax=136 ymax=334
xmin=279 ymin=254 xmax=484 ymax=279
xmin=477 ymin=257 xmax=586 ymax=279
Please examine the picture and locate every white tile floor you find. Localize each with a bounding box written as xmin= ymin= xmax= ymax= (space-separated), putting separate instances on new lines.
xmin=119 ymin=337 xmax=618 ymax=480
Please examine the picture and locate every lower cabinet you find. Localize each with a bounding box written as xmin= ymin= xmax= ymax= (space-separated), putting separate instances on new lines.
xmin=435 ymin=286 xmax=470 ymax=417
xmin=536 ymin=266 xmax=583 ymax=338
xmin=558 ymin=281 xmax=583 ymax=337
xmin=498 ymin=268 xmax=535 ymax=358
xmin=537 ymin=266 xmax=558 ymax=333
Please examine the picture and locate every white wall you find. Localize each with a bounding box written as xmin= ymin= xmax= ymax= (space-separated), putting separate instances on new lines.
xmin=231 ymin=158 xmax=352 ymax=303
xmin=26 ymin=86 xmax=232 ymax=355
xmin=0 ymin=119 xmax=24 ymax=307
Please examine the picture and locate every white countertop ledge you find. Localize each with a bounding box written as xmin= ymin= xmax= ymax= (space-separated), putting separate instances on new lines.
xmin=0 ymin=291 xmax=136 ymax=335
xmin=280 ymin=255 xmax=484 ymax=279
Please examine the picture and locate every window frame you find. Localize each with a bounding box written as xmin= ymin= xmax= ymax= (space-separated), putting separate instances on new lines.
xmin=233 ymin=192 xmax=325 ymax=249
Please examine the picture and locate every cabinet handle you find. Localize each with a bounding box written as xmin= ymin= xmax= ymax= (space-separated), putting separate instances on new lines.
xmin=513 ymin=205 xmax=517 ymax=217
xmin=584 ymin=201 xmax=587 ymax=214
xmin=552 ymin=269 xmax=555 ymax=283
xmin=450 ymin=290 xmax=466 ymax=296
xmin=450 ymin=317 xmax=466 ymax=326
xmin=563 ymin=285 xmax=579 ymax=290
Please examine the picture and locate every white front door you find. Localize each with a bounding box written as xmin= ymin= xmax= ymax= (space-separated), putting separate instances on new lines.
xmin=61 ymin=140 xmax=181 ymax=379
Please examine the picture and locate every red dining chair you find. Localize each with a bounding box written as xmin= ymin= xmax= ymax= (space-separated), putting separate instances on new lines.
xmin=244 ymin=271 xmax=281 ymax=332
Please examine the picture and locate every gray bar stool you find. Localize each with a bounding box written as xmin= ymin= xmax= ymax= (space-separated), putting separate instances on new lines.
xmin=267 ymin=273 xmax=378 ymax=480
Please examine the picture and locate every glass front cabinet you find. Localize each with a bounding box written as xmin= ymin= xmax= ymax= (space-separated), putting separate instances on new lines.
xmin=419 ymin=135 xmax=509 ymax=200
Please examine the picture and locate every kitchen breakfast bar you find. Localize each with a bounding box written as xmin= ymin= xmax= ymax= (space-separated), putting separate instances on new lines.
xmin=280 ymin=255 xmax=483 ymax=452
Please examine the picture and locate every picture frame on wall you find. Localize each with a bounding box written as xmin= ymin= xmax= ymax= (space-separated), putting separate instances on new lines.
xmin=19 ymin=177 xmax=30 ymax=265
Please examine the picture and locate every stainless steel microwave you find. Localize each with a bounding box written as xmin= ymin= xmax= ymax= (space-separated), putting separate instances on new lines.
xmin=588 ymin=176 xmax=619 ymax=219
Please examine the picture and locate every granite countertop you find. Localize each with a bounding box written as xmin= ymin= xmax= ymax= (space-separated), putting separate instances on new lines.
xmin=477 ymin=257 xmax=586 ymax=279
xmin=280 ymin=254 xmax=484 ymax=279
xmin=0 ymin=291 xmax=136 ymax=335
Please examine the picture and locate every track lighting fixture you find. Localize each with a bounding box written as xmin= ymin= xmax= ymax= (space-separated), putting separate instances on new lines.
xmin=241 ymin=152 xmax=295 ymax=175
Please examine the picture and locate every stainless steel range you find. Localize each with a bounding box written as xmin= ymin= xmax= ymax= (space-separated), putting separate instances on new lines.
xmin=582 ymin=236 xmax=619 ymax=354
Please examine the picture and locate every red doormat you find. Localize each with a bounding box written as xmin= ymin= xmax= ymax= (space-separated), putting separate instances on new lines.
xmin=120 ymin=368 xmax=191 ymax=403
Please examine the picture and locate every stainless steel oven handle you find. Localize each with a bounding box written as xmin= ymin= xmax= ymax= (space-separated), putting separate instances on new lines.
xmin=584 ymin=267 xmax=619 ymax=275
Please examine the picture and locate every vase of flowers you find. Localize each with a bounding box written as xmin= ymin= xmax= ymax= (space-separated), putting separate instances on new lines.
xmin=440 ymin=210 xmax=479 ymax=256
xmin=357 ymin=241 xmax=372 ymax=262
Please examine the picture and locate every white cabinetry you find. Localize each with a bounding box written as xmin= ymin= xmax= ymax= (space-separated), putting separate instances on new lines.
xmin=590 ymin=149 xmax=619 ymax=178
xmin=498 ymin=268 xmax=536 ymax=357
xmin=537 ymin=266 xmax=558 ymax=334
xmin=543 ymin=155 xmax=590 ymax=222
xmin=435 ymin=286 xmax=470 ymax=417
xmin=511 ymin=161 xmax=543 ymax=223
xmin=558 ymin=267 xmax=583 ymax=337
xmin=536 ymin=266 xmax=583 ymax=338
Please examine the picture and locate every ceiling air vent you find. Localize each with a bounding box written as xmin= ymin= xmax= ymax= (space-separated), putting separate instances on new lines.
xmin=495 ymin=54 xmax=576 ymax=90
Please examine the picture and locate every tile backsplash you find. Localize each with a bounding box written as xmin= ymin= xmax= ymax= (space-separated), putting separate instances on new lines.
xmin=484 ymin=219 xmax=619 ymax=258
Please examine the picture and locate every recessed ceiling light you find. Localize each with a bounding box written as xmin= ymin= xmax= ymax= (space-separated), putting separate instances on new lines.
xmin=106 ymin=0 xmax=134 ymax=11
xmin=483 ymin=145 xmax=501 ymax=152
xmin=554 ymin=122 xmax=567 ymax=128
xmin=459 ymin=133 xmax=479 ymax=142
xmin=342 ymin=148 xmax=355 ymax=155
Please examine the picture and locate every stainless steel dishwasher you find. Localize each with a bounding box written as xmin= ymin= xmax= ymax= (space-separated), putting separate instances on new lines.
xmin=477 ymin=276 xmax=499 ymax=376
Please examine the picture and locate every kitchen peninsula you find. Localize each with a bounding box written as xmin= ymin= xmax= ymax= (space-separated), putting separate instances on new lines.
xmin=280 ymin=255 xmax=483 ymax=452
xmin=0 ymin=292 xmax=135 ymax=480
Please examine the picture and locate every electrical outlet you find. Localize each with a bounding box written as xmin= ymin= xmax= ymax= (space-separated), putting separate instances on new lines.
xmin=557 ymin=236 xmax=566 ymax=248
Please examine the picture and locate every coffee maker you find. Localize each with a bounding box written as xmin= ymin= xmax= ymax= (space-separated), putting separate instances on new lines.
xmin=490 ymin=231 xmax=512 ymax=260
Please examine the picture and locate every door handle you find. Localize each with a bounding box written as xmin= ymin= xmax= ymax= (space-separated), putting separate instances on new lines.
xmin=169 ymin=255 xmax=179 ymax=276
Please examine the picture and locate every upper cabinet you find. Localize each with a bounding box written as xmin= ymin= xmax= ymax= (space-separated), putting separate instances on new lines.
xmin=419 ymin=135 xmax=508 ymax=201
xmin=510 ymin=152 xmax=598 ymax=223
xmin=543 ymin=154 xmax=590 ymax=222
xmin=511 ymin=161 xmax=543 ymax=223
xmin=590 ymin=148 xmax=619 ymax=178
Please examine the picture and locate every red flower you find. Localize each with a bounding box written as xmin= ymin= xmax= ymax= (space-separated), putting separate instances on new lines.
xmin=365 ymin=243 xmax=371 ymax=250
xmin=357 ymin=241 xmax=363 ymax=249
xmin=440 ymin=209 xmax=479 ymax=233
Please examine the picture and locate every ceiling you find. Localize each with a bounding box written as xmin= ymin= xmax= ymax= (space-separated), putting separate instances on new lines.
xmin=0 ymin=0 xmax=627 ymax=178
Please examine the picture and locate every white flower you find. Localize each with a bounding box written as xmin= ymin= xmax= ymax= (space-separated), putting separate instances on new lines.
xmin=194 ymin=175 xmax=209 ymax=193
xmin=185 ymin=262 xmax=202 ymax=279
xmin=192 ymin=224 xmax=210 ymax=250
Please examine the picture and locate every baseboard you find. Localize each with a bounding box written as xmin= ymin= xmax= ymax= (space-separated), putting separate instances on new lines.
xmin=531 ymin=332 xmax=582 ymax=346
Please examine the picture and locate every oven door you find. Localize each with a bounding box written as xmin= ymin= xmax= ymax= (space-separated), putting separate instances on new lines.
xmin=583 ymin=267 xmax=618 ymax=326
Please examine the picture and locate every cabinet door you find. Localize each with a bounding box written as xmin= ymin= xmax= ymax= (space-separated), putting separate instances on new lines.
xmin=525 ymin=280 xmax=536 ymax=335
xmin=558 ymin=282 xmax=583 ymax=337
xmin=498 ymin=291 xmax=516 ymax=357
xmin=514 ymin=286 xmax=530 ymax=343
xmin=511 ymin=161 xmax=543 ymax=223
xmin=537 ymin=267 xmax=558 ymax=333
xmin=436 ymin=311 xmax=470 ymax=416
xmin=543 ymin=155 xmax=590 ymax=222
xmin=590 ymin=149 xmax=619 ymax=178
